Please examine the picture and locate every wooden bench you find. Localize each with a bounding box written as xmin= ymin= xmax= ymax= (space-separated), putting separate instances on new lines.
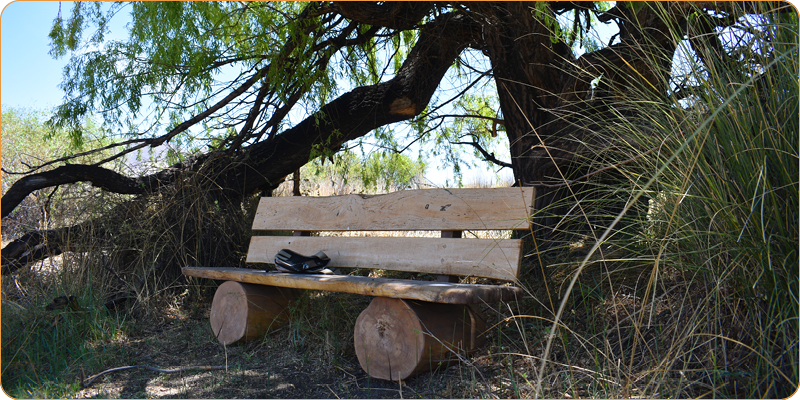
xmin=182 ymin=187 xmax=534 ymax=381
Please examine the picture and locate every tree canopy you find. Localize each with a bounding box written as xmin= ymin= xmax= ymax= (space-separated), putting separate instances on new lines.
xmin=2 ymin=1 xmax=795 ymax=273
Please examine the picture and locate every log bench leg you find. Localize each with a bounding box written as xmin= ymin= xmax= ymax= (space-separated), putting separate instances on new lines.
xmin=210 ymin=281 xmax=302 ymax=345
xmin=354 ymin=297 xmax=487 ymax=381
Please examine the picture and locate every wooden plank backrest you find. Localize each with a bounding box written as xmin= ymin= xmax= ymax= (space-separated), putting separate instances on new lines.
xmin=252 ymin=188 xmax=534 ymax=231
xmin=246 ymin=187 xmax=535 ymax=282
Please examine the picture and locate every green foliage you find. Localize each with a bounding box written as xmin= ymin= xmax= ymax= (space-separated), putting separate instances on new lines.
xmin=42 ymin=1 xmax=615 ymax=188
xmin=45 ymin=1 xmax=457 ymax=186
xmin=2 ymin=107 xmax=81 ymax=166
xmin=1 ymin=108 xmax=120 ymax=236
xmin=424 ymin=88 xmax=510 ymax=185
xmin=532 ymin=3 xmax=562 ymax=44
xmin=43 ymin=1 xmax=609 ymax=186
xmin=305 ymin=150 xmax=425 ymax=193
xmin=48 ymin=2 xmax=339 ymax=139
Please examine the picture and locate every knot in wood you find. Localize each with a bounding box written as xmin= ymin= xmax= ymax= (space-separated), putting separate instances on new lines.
xmin=376 ymin=319 xmax=388 ymax=337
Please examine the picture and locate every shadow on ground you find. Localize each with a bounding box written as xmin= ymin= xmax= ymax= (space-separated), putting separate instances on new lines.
xmin=74 ymin=306 xmax=501 ymax=399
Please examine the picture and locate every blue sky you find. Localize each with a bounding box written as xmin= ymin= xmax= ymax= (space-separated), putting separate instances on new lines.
xmin=2 ymin=1 xmax=133 ymax=109
xmin=1 ymin=1 xmax=68 ymax=108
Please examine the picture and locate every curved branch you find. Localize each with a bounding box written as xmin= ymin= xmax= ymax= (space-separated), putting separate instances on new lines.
xmin=236 ymin=12 xmax=481 ymax=195
xmin=1 ymin=151 xmax=212 ymax=219
xmin=2 ymin=165 xmax=146 ymax=218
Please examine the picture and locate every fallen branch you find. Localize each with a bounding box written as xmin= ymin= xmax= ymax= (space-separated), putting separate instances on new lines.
xmin=81 ymin=365 xmax=227 ymax=388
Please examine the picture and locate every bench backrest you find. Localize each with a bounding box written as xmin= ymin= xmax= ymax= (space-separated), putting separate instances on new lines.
xmin=246 ymin=187 xmax=535 ymax=282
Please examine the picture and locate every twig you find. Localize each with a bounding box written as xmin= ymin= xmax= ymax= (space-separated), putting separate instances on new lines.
xmin=81 ymin=365 xmax=227 ymax=388
xmin=451 ymin=139 xmax=513 ymax=169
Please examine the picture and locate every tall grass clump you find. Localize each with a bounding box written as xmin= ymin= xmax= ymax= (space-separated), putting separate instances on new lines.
xmin=526 ymin=3 xmax=797 ymax=398
xmin=644 ymin=7 xmax=799 ymax=396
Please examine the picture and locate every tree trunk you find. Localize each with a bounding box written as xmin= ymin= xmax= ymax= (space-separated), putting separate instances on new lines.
xmin=475 ymin=3 xmax=590 ymax=245
xmin=475 ymin=2 xmax=683 ymax=246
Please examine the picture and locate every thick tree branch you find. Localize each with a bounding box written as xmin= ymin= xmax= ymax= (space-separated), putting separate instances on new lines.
xmin=1 ymin=221 xmax=102 ymax=275
xmin=235 ymin=12 xmax=481 ymax=195
xmin=685 ymin=3 xmax=764 ymax=73
xmin=1 ymin=152 xmax=212 ymax=219
xmin=2 ymin=165 xmax=146 ymax=218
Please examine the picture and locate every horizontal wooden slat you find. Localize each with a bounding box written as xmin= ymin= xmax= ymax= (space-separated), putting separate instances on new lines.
xmin=182 ymin=267 xmax=523 ymax=304
xmin=252 ymin=187 xmax=534 ymax=231
xmin=246 ymin=236 xmax=521 ymax=281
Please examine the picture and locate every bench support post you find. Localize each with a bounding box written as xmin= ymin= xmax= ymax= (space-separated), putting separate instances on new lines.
xmin=210 ymin=281 xmax=302 ymax=345
xmin=354 ymin=297 xmax=486 ymax=381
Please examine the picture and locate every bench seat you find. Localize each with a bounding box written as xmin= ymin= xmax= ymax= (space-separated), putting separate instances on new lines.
xmin=182 ymin=266 xmax=523 ymax=304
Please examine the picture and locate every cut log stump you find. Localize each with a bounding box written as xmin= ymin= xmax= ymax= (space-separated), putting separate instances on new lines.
xmin=354 ymin=297 xmax=486 ymax=381
xmin=210 ymin=281 xmax=302 ymax=345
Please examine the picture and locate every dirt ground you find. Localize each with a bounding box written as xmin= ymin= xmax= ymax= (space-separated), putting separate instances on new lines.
xmin=72 ymin=294 xmax=520 ymax=399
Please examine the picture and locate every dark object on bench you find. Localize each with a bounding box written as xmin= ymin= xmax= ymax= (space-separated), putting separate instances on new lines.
xmin=274 ymin=249 xmax=331 ymax=273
